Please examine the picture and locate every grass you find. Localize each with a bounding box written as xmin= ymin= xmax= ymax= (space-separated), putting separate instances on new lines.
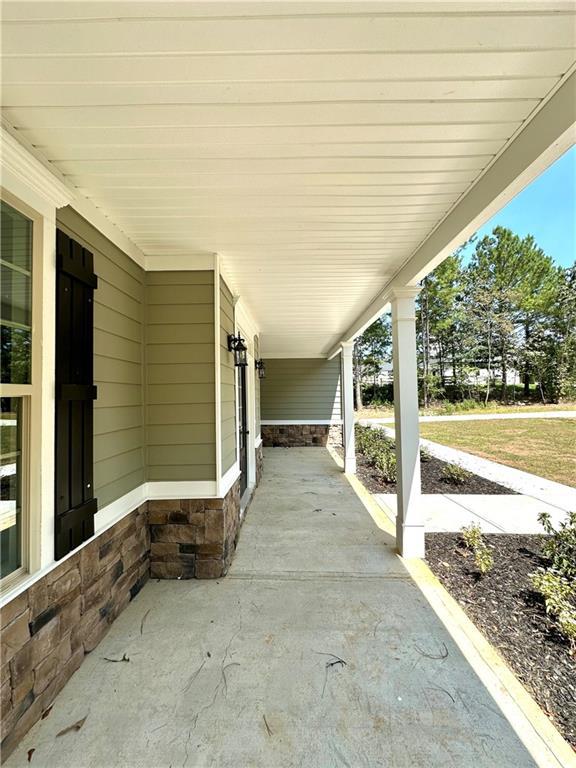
xmin=419 ymin=418 xmax=576 ymax=488
xmin=358 ymin=402 xmax=576 ymax=420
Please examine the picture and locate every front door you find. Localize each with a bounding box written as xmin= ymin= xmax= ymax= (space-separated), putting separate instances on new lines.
xmin=238 ymin=365 xmax=248 ymax=496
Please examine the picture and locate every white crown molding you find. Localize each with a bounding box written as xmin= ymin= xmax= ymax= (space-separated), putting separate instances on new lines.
xmin=1 ymin=127 xmax=74 ymax=209
xmin=389 ymin=286 xmax=422 ymax=300
xmin=71 ymin=196 xmax=147 ymax=270
xmin=236 ymin=297 xmax=260 ymax=341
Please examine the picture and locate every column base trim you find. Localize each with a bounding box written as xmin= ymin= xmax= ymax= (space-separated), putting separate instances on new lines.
xmin=396 ymin=522 xmax=425 ymax=558
xmin=344 ymin=456 xmax=357 ymax=474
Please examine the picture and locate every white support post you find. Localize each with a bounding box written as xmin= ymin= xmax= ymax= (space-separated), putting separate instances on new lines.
xmin=341 ymin=342 xmax=356 ymax=474
xmin=391 ymin=287 xmax=424 ymax=557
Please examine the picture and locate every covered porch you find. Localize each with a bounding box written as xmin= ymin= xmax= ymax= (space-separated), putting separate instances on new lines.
xmin=3 ymin=449 xmax=539 ymax=768
xmin=1 ymin=2 xmax=575 ymax=763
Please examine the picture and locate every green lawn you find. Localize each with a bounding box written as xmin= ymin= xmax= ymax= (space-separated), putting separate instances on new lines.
xmin=419 ymin=418 xmax=576 ymax=488
xmin=358 ymin=402 xmax=576 ymax=420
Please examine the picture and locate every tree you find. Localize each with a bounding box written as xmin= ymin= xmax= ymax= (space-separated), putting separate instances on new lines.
xmin=417 ymin=252 xmax=465 ymax=406
xmin=353 ymin=315 xmax=392 ymax=409
xmin=465 ymin=227 xmax=558 ymax=402
xmin=526 ymin=264 xmax=576 ymax=402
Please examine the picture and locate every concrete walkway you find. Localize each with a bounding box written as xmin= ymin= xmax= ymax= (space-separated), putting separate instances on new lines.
xmin=6 ymin=449 xmax=537 ymax=768
xmin=374 ymin=494 xmax=566 ymax=534
xmin=361 ymin=422 xmax=576 ymax=526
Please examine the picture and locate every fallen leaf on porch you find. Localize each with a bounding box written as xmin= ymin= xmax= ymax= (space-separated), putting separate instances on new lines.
xmin=103 ymin=653 xmax=130 ymax=663
xmin=27 ymin=748 xmax=35 ymax=762
xmin=41 ymin=705 xmax=53 ymax=720
xmin=263 ymin=714 xmax=273 ymax=737
xmin=56 ymin=716 xmax=87 ymax=738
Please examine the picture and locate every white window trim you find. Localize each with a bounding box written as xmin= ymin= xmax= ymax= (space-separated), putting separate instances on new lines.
xmin=0 ymin=189 xmax=47 ymax=587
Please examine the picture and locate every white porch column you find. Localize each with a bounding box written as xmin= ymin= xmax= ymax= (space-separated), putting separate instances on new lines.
xmin=341 ymin=342 xmax=356 ymax=474
xmin=391 ymin=287 xmax=424 ymax=557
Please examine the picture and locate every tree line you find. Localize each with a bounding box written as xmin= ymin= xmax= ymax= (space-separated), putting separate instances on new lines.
xmin=354 ymin=226 xmax=576 ymax=408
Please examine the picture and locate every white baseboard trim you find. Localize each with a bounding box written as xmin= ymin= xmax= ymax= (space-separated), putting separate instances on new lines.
xmin=261 ymin=420 xmax=343 ymax=426
xmin=95 ymin=483 xmax=148 ymax=534
xmin=220 ymin=463 xmax=241 ymax=497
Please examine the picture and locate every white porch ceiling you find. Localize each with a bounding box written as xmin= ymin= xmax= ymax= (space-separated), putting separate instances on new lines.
xmin=2 ymin=2 xmax=575 ymax=355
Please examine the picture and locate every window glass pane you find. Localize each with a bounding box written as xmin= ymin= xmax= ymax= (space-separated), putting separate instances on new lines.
xmin=0 ymin=397 xmax=22 ymax=578
xmin=1 ymin=201 xmax=33 ymax=384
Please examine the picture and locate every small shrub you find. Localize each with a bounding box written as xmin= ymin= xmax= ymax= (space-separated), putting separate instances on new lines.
xmin=461 ymin=523 xmax=494 ymax=575
xmin=538 ymin=510 xmax=576 ymax=579
xmin=530 ymin=569 xmax=576 ymax=649
xmin=374 ymin=449 xmax=397 ymax=483
xmin=355 ymin=424 xmax=397 ymax=483
xmin=420 ymin=445 xmax=432 ymax=463
xmin=530 ymin=512 xmax=576 ymax=648
xmin=441 ymin=463 xmax=472 ymax=486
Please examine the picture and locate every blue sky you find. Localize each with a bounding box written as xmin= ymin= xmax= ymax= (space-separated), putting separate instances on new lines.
xmin=459 ymin=145 xmax=575 ymax=268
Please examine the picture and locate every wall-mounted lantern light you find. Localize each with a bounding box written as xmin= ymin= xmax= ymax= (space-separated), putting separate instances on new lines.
xmin=255 ymin=359 xmax=266 ymax=379
xmin=227 ymin=334 xmax=248 ymax=367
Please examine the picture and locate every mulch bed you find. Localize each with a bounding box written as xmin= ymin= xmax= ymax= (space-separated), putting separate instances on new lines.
xmin=426 ymin=533 xmax=576 ymax=749
xmin=355 ymin=452 xmax=516 ymax=495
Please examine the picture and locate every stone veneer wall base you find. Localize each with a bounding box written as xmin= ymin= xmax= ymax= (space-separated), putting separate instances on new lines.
xmin=148 ymin=479 xmax=242 ymax=579
xmin=262 ymin=424 xmax=343 ymax=448
xmin=1 ymin=504 xmax=150 ymax=758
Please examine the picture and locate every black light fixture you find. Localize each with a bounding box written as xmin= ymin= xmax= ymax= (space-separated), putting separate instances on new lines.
xmin=255 ymin=359 xmax=266 ymax=379
xmin=227 ymin=334 xmax=248 ymax=367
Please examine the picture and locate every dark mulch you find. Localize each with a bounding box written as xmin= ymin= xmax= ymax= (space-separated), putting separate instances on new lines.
xmin=356 ymin=452 xmax=516 ymax=495
xmin=426 ymin=533 xmax=576 ymax=749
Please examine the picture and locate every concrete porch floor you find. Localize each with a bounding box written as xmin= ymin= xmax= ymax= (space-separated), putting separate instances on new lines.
xmin=6 ymin=449 xmax=536 ymax=768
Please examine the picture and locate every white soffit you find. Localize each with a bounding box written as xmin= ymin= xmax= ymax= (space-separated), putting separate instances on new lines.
xmin=1 ymin=2 xmax=575 ymax=355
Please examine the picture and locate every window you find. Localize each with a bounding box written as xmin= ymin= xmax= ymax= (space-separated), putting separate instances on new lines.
xmin=0 ymin=199 xmax=34 ymax=583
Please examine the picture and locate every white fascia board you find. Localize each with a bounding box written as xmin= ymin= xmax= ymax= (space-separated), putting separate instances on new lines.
xmin=328 ymin=69 xmax=576 ymax=358
xmin=145 ymin=252 xmax=216 ymax=271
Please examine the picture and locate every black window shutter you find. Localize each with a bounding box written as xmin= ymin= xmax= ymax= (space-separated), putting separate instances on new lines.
xmin=54 ymin=229 xmax=98 ymax=560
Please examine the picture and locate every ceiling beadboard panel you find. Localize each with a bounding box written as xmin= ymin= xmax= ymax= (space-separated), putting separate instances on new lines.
xmin=2 ymin=1 xmax=575 ymax=355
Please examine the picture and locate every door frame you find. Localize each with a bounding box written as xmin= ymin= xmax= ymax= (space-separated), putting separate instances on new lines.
xmin=235 ymin=323 xmax=256 ymax=501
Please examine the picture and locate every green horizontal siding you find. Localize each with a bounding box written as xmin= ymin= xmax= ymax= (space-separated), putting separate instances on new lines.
xmin=220 ymin=278 xmax=236 ymax=474
xmin=261 ymin=358 xmax=342 ymax=421
xmin=145 ymin=271 xmax=216 ymax=482
xmin=56 ymin=207 xmax=145 ymax=510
